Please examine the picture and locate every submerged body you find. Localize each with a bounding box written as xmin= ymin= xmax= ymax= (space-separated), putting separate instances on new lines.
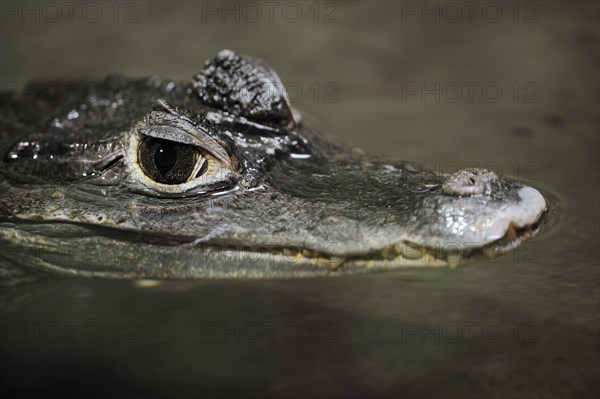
xmin=0 ymin=50 xmax=547 ymax=284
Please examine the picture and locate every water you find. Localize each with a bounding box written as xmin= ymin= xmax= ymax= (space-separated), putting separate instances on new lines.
xmin=1 ymin=2 xmax=598 ymax=398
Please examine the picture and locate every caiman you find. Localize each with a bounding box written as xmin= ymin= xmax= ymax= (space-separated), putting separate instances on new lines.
xmin=0 ymin=50 xmax=548 ymax=290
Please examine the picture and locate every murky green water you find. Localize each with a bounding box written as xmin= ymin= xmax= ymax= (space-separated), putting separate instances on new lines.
xmin=1 ymin=1 xmax=598 ymax=398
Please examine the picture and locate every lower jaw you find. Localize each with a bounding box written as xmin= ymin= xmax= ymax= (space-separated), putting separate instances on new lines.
xmin=0 ymin=219 xmax=542 ymax=279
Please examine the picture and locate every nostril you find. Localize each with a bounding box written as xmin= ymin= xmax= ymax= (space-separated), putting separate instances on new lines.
xmin=442 ymin=168 xmax=498 ymax=196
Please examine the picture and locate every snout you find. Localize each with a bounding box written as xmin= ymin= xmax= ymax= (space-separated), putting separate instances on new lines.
xmin=416 ymin=168 xmax=547 ymax=246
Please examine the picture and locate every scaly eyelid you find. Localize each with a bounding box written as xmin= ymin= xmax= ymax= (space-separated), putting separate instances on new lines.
xmin=138 ymin=124 xmax=230 ymax=166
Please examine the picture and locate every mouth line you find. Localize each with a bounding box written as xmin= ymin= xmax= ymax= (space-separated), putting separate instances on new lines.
xmin=2 ymin=210 xmax=545 ymax=274
xmin=210 ymin=219 xmax=543 ymax=270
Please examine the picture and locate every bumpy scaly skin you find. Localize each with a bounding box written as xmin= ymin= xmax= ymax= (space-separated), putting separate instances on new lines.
xmin=0 ymin=50 xmax=547 ymax=281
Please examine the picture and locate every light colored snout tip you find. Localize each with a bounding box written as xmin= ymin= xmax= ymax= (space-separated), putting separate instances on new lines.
xmin=513 ymin=186 xmax=547 ymax=227
xmin=480 ymin=186 xmax=547 ymax=242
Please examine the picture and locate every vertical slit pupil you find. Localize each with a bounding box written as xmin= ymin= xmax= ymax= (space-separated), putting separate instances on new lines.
xmin=154 ymin=143 xmax=178 ymax=175
xmin=139 ymin=137 xmax=199 ymax=185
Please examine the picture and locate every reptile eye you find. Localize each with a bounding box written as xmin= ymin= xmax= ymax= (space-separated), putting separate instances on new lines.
xmin=138 ymin=137 xmax=206 ymax=184
xmin=127 ymin=101 xmax=240 ymax=197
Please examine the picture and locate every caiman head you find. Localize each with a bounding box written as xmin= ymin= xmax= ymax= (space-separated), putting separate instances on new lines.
xmin=0 ymin=50 xmax=547 ymax=279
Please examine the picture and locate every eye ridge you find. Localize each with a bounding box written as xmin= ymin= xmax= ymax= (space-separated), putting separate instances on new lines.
xmin=139 ymin=137 xmax=202 ymax=185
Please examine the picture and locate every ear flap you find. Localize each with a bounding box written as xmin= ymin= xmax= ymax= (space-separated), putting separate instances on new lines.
xmin=191 ymin=50 xmax=298 ymax=130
